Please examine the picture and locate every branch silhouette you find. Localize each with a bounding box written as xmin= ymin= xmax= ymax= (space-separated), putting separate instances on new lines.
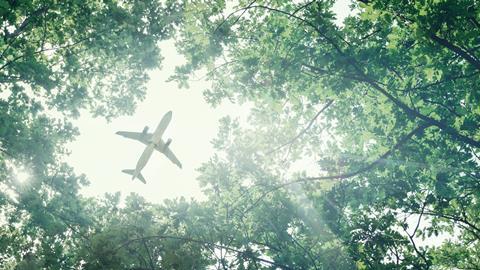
xmin=267 ymin=99 xmax=334 ymax=155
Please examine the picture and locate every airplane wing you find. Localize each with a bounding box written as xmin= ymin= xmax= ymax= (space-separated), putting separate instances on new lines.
xmin=116 ymin=131 xmax=151 ymax=143
xmin=151 ymin=111 xmax=173 ymax=143
xmin=162 ymin=147 xmax=182 ymax=169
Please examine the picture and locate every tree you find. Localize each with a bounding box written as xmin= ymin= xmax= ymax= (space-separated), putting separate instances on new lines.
xmin=195 ymin=115 xmax=356 ymax=269
xmin=2 ymin=0 xmax=479 ymax=269
xmin=0 ymin=1 xmax=184 ymax=268
xmin=170 ymin=0 xmax=480 ymax=268
xmin=76 ymin=193 xmax=214 ymax=269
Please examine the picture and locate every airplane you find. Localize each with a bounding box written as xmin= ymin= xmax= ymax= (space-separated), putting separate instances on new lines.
xmin=116 ymin=111 xmax=182 ymax=184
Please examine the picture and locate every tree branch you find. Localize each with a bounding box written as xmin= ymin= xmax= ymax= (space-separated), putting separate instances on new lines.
xmin=213 ymin=0 xmax=257 ymax=35
xmin=246 ymin=3 xmax=480 ymax=148
xmin=267 ymin=99 xmax=333 ymax=155
xmin=7 ymin=5 xmax=51 ymax=40
xmin=363 ymin=76 xmax=480 ymax=148
xmin=421 ymin=211 xmax=480 ymax=237
xmin=140 ymin=236 xmax=155 ymax=270
xmin=403 ymin=226 xmax=430 ymax=268
xmin=299 ymin=122 xmax=431 ymax=182
xmin=0 ymin=28 xmax=110 ymax=72
xmin=429 ymin=33 xmax=480 ymax=72
xmin=238 ymin=123 xmax=431 ymax=217
xmin=113 ymin=235 xmax=294 ymax=270
xmin=302 ymin=63 xmax=367 ymax=82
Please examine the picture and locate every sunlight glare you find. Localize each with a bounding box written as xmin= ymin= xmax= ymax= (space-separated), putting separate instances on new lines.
xmin=14 ymin=167 xmax=30 ymax=183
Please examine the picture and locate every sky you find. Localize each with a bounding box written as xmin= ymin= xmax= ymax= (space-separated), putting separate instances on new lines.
xmin=66 ymin=0 xmax=353 ymax=204
xmin=66 ymin=41 xmax=249 ymax=203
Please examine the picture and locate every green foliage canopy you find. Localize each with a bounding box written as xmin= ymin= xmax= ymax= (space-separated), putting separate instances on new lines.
xmin=170 ymin=0 xmax=480 ymax=268
xmin=0 ymin=0 xmax=183 ymax=268
xmin=1 ymin=0 xmax=480 ymax=269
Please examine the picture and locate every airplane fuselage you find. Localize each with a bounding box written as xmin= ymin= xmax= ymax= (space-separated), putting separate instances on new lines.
xmin=133 ymin=137 xmax=172 ymax=179
xmin=133 ymin=144 xmax=156 ymax=179
xmin=138 ymin=135 xmax=170 ymax=154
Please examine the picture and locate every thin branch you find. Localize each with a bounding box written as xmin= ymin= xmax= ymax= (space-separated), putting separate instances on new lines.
xmin=0 ymin=28 xmax=111 ymax=71
xmin=0 ymin=4 xmax=51 ymax=61
xmin=213 ymin=0 xmax=257 ymax=35
xmin=140 ymin=236 xmax=155 ymax=270
xmin=429 ymin=33 xmax=480 ymax=72
xmin=403 ymin=226 xmax=430 ymax=268
xmin=247 ymin=3 xmax=480 ymax=148
xmin=301 ymin=63 xmax=368 ymax=82
xmin=422 ymin=98 xmax=461 ymax=118
xmin=408 ymin=71 xmax=480 ymax=91
xmin=189 ymin=60 xmax=238 ymax=82
xmin=240 ymin=123 xmax=431 ymax=216
xmin=400 ymin=208 xmax=430 ymax=267
xmin=360 ymin=28 xmax=382 ymax=40
xmin=371 ymin=2 xmax=480 ymax=71
xmin=411 ymin=199 xmax=427 ymax=238
xmin=292 ymin=0 xmax=317 ymax=16
xmin=113 ymin=235 xmax=294 ymax=270
xmin=289 ymin=234 xmax=319 ymax=270
xmin=300 ymin=122 xmax=431 ymax=182
xmin=267 ymin=99 xmax=333 ymax=155
xmin=469 ymin=16 xmax=480 ymax=29
xmin=7 ymin=5 xmax=51 ymax=40
xmin=359 ymin=75 xmax=480 ymax=148
xmin=410 ymin=211 xmax=480 ymax=240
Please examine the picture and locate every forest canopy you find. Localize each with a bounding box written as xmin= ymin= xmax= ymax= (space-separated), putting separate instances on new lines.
xmin=1 ymin=0 xmax=479 ymax=269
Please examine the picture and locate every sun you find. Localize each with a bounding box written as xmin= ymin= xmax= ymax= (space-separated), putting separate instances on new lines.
xmin=14 ymin=167 xmax=30 ymax=183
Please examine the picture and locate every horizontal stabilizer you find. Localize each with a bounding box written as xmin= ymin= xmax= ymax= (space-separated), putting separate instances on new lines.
xmin=121 ymin=169 xmax=146 ymax=184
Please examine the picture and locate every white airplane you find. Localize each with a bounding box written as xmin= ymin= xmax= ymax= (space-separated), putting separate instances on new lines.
xmin=116 ymin=111 xmax=182 ymax=184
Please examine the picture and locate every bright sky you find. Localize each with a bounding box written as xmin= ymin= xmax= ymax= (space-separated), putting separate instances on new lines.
xmin=66 ymin=1 xmax=352 ymax=204
xmin=66 ymin=41 xmax=249 ymax=203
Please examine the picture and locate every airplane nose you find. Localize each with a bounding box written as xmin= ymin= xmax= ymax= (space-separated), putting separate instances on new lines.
xmin=162 ymin=111 xmax=173 ymax=122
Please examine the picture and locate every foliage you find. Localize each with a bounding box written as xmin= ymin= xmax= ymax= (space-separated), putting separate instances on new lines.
xmin=2 ymin=0 xmax=480 ymax=269
xmin=170 ymin=0 xmax=480 ymax=268
xmin=0 ymin=0 xmax=183 ymax=269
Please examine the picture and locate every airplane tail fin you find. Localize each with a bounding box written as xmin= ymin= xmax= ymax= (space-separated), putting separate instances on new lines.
xmin=121 ymin=169 xmax=146 ymax=184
